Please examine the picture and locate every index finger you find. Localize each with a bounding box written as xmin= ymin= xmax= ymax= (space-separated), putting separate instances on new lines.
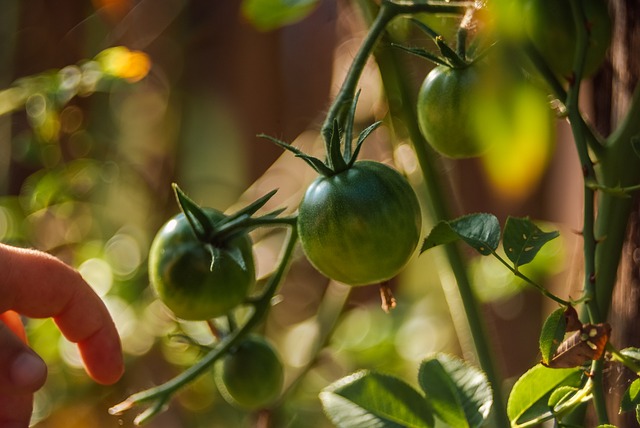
xmin=0 ymin=244 xmax=124 ymax=385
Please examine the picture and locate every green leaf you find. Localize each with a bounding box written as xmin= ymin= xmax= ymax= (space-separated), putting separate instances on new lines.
xmin=503 ymin=217 xmax=559 ymax=269
xmin=450 ymin=214 xmax=501 ymax=255
xmin=596 ymin=425 xmax=618 ymax=428
xmin=418 ymin=354 xmax=492 ymax=428
xmin=421 ymin=221 xmax=459 ymax=253
xmin=547 ymin=385 xmax=578 ymax=410
xmin=320 ymin=370 xmax=434 ymax=428
xmin=620 ymin=347 xmax=640 ymax=363
xmin=539 ymin=307 xmax=567 ymax=366
xmin=241 ymin=0 xmax=318 ymax=32
xmin=421 ymin=213 xmax=500 ymax=255
xmin=620 ymin=378 xmax=640 ymax=413
xmin=507 ymin=364 xmax=583 ymax=427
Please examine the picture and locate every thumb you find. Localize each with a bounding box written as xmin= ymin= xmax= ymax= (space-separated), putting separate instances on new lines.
xmin=0 ymin=314 xmax=47 ymax=394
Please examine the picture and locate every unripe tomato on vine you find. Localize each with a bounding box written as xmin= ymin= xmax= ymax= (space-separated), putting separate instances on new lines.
xmin=148 ymin=206 xmax=255 ymax=321
xmin=215 ymin=334 xmax=284 ymax=409
xmin=417 ymin=63 xmax=490 ymax=158
xmin=262 ymin=93 xmax=422 ymax=287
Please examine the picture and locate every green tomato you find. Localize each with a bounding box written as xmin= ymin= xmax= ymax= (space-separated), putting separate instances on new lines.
xmin=148 ymin=209 xmax=255 ymax=320
xmin=215 ymin=334 xmax=284 ymax=409
xmin=297 ymin=160 xmax=422 ymax=286
xmin=524 ymin=0 xmax=611 ymax=78
xmin=417 ymin=65 xmax=490 ymax=159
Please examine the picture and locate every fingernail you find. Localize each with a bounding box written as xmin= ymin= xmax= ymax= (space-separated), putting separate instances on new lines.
xmin=10 ymin=352 xmax=47 ymax=389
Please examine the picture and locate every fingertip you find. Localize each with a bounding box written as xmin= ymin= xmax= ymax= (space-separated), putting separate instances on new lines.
xmin=78 ymin=328 xmax=125 ymax=385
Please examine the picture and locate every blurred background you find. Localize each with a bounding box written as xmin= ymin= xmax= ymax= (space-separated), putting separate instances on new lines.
xmin=0 ymin=0 xmax=605 ymax=426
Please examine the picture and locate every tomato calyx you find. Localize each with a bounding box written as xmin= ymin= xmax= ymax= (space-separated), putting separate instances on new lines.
xmin=172 ymin=183 xmax=292 ymax=253
xmin=393 ymin=16 xmax=494 ymax=71
xmin=260 ymin=91 xmax=381 ymax=177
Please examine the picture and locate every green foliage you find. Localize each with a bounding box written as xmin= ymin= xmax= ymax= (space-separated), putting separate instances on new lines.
xmin=506 ymin=364 xmax=583 ymax=426
xmin=421 ymin=213 xmax=500 ymax=255
xmin=503 ymin=217 xmax=559 ymax=269
xmin=241 ymin=0 xmax=318 ymax=31
xmin=418 ymin=354 xmax=492 ymax=428
xmin=320 ymin=354 xmax=492 ymax=428
xmin=539 ymin=307 xmax=568 ymax=365
xmin=320 ymin=370 xmax=435 ymax=428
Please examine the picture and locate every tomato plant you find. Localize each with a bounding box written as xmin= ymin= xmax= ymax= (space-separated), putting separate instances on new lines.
xmin=417 ymin=64 xmax=490 ymax=159
xmin=148 ymin=208 xmax=255 ymax=321
xmin=215 ymin=334 xmax=284 ymax=409
xmin=107 ymin=1 xmax=640 ymax=427
xmin=523 ymin=0 xmax=612 ymax=78
xmin=298 ymin=160 xmax=422 ymax=286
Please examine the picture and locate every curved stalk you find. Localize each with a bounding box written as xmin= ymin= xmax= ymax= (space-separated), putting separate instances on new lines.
xmin=109 ymin=226 xmax=299 ymax=425
xmin=351 ymin=1 xmax=509 ymax=425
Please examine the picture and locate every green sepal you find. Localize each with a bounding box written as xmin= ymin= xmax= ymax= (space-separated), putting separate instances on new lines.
xmin=435 ymin=36 xmax=466 ymax=68
xmin=348 ymin=121 xmax=382 ymax=168
xmin=226 ymin=189 xmax=278 ymax=223
xmin=173 ymin=183 xmax=216 ymax=241
xmin=259 ymin=133 xmax=334 ymax=176
xmin=390 ymin=44 xmax=449 ymax=67
xmin=225 ymin=245 xmax=247 ymax=271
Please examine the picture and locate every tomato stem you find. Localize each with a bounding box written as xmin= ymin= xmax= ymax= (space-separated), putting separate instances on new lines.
xmin=355 ymin=1 xmax=510 ymax=426
xmin=109 ymin=227 xmax=299 ymax=424
xmin=564 ymin=0 xmax=607 ymax=423
xmin=320 ymin=0 xmax=467 ymax=148
xmin=490 ymin=251 xmax=571 ymax=306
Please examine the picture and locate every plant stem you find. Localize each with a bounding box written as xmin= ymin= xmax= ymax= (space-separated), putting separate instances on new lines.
xmin=566 ymin=0 xmax=607 ymax=423
xmin=352 ymin=2 xmax=509 ymax=425
xmin=321 ymin=0 xmax=467 ymax=145
xmin=491 ymin=252 xmax=571 ymax=306
xmin=110 ymin=227 xmax=298 ymax=425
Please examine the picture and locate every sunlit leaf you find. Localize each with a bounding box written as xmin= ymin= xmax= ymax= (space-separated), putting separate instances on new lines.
xmin=421 ymin=221 xmax=459 ymax=252
xmin=507 ymin=364 xmax=583 ymax=427
xmin=421 ymin=213 xmax=500 ymax=255
xmin=621 ymin=347 xmax=640 ymax=363
xmin=503 ymin=217 xmax=559 ymax=268
xmin=620 ymin=378 xmax=640 ymax=413
xmin=547 ymin=385 xmax=578 ymax=410
xmin=241 ymin=0 xmax=318 ymax=32
xmin=418 ymin=354 xmax=492 ymax=428
xmin=320 ymin=370 xmax=434 ymax=428
xmin=539 ymin=307 xmax=567 ymax=366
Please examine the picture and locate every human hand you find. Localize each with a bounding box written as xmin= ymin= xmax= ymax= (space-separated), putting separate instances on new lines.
xmin=0 ymin=244 xmax=124 ymax=427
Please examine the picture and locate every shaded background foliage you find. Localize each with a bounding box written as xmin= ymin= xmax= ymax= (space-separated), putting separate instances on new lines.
xmin=0 ymin=0 xmax=634 ymax=427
